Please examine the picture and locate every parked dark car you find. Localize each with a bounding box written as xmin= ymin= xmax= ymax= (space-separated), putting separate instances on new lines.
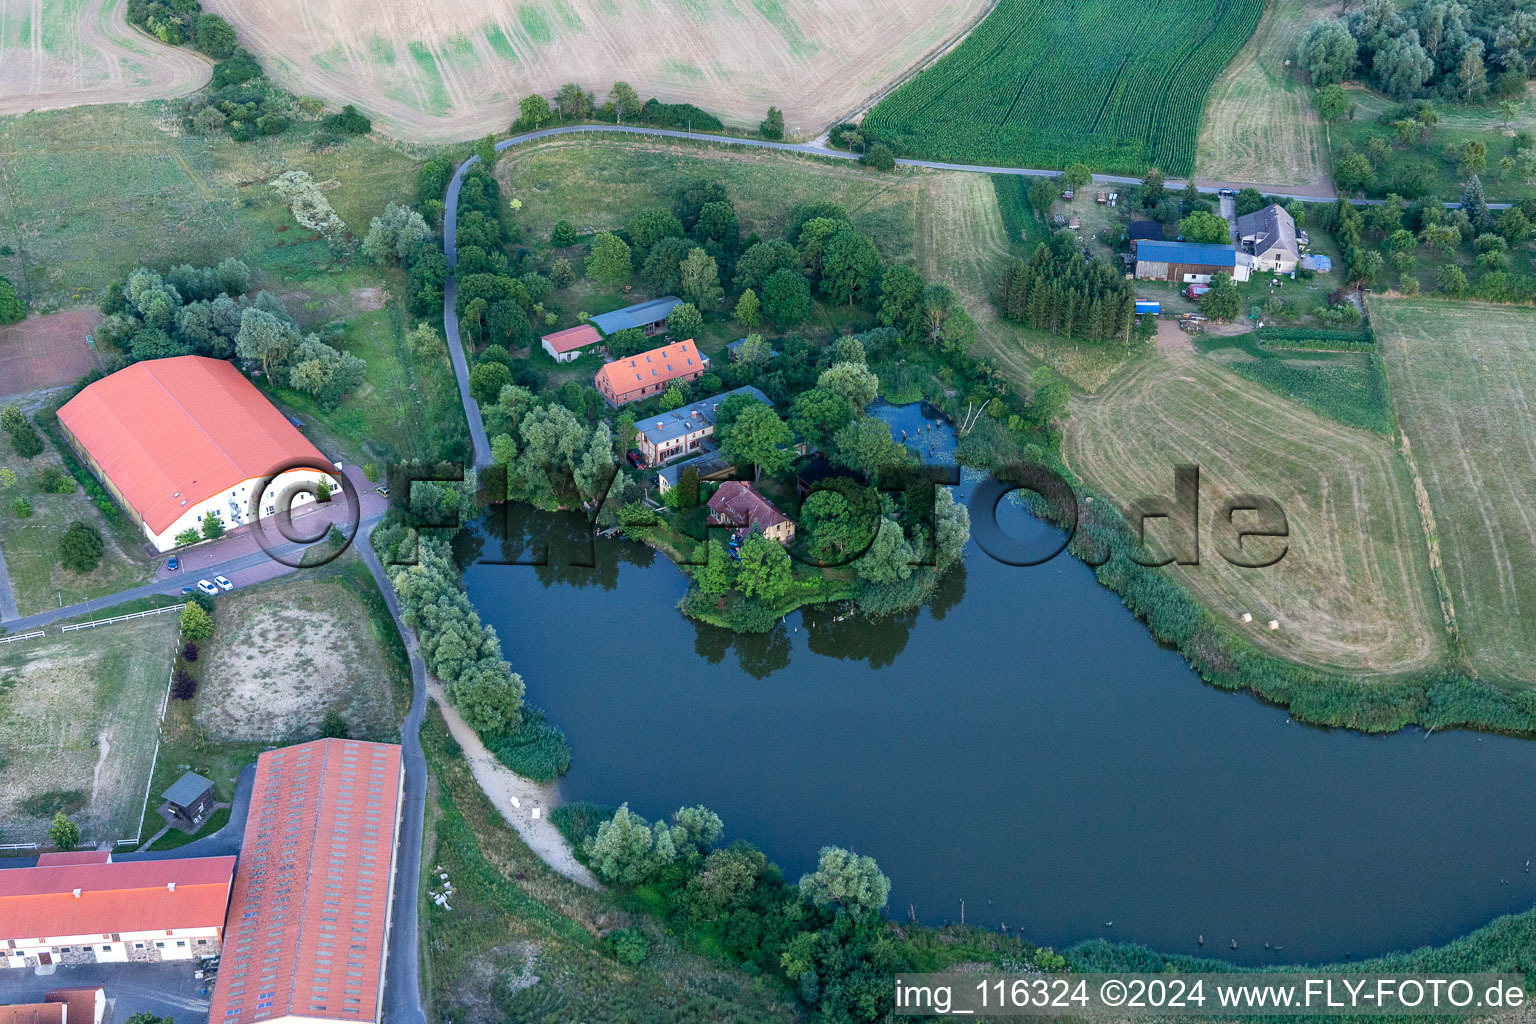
xmin=166 ymin=555 xmax=179 ymax=571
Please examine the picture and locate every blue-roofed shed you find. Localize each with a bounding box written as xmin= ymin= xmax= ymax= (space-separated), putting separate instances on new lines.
xmin=1134 ymin=240 xmax=1249 ymax=283
xmin=589 ymin=297 xmax=682 ymax=336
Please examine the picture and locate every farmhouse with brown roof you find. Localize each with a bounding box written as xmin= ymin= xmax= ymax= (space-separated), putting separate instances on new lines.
xmin=707 ymin=481 xmax=795 ymax=544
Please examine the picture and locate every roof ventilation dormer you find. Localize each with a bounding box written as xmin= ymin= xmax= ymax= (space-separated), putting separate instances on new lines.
xmin=72 ymin=888 xmax=82 ymax=898
xmin=167 ymin=881 xmax=176 ymax=893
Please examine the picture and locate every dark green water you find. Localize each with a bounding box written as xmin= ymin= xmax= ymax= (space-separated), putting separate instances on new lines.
xmin=463 ymin=407 xmax=1536 ymax=965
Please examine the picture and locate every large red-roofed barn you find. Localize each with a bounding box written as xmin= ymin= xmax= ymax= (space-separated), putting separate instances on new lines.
xmin=56 ymin=356 xmax=340 ymax=552
xmin=208 ymin=738 xmax=404 ymax=1024
xmin=0 ymin=854 xmax=235 ymax=969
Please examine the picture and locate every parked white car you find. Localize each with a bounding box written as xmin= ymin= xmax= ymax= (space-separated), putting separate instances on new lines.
xmin=196 ymin=579 xmax=219 ymax=596
xmin=214 ymin=575 xmax=233 ymax=591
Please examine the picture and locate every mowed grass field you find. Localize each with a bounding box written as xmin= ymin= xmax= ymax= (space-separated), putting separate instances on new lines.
xmin=0 ymin=436 xmax=154 ymax=616
xmin=0 ymin=615 xmax=177 ymax=842
xmin=200 ymin=0 xmax=985 ymax=141
xmin=0 ymin=0 xmax=209 ymax=117
xmin=1373 ymin=299 xmax=1536 ymax=685
xmin=1195 ymin=0 xmax=1331 ymax=187
xmin=863 ymin=0 xmax=1263 ymax=175
xmin=1065 ymin=347 xmax=1446 ymax=675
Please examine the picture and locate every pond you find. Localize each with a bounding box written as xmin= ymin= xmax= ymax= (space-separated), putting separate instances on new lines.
xmin=462 ymin=404 xmax=1536 ymax=965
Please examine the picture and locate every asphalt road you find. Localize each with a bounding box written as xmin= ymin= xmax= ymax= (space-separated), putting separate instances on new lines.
xmin=1 ymin=513 xmax=385 ymax=633
xmin=0 ymin=961 xmax=213 ymax=1024
xmin=355 ymin=524 xmax=430 ymax=1024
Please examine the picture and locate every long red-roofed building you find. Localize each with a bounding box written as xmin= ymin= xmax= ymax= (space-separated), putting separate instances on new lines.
xmin=208 ymin=738 xmax=404 ymax=1024
xmin=57 ymin=355 xmax=339 ymax=552
xmin=593 ymin=339 xmax=707 ymax=407
xmin=0 ymin=854 xmax=235 ymax=969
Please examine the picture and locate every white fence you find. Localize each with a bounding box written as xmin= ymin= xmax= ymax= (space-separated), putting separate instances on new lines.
xmin=0 ymin=629 xmax=45 ymax=645
xmin=0 ymin=842 xmax=39 ymax=852
xmin=61 ymin=604 xmax=180 ymax=632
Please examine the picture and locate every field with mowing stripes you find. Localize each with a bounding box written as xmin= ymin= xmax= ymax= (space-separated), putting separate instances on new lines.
xmin=864 ymin=0 xmax=1263 ymax=175
xmin=1373 ymin=300 xmax=1536 ymax=686
xmin=1195 ymin=0 xmax=1331 ymax=188
xmin=1065 ymin=348 xmax=1446 ymax=675
xmin=200 ymin=0 xmax=987 ymax=141
xmin=0 ymin=0 xmax=209 ymax=116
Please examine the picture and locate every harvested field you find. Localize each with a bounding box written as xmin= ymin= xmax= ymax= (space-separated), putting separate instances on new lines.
xmin=1373 ymin=299 xmax=1536 ymax=685
xmin=1196 ymin=0 xmax=1332 ymax=188
xmin=0 ymin=0 xmax=209 ymax=117
xmin=200 ymin=0 xmax=987 ymax=141
xmin=1065 ymin=347 xmax=1445 ymax=674
xmin=197 ymin=577 xmax=398 ymax=742
xmin=0 ymin=615 xmax=177 ymax=842
xmin=0 ymin=307 xmax=99 ymax=398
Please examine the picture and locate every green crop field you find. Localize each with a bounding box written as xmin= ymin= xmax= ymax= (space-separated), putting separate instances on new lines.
xmin=1373 ymin=299 xmax=1536 ymax=686
xmin=863 ymin=0 xmax=1262 ymax=176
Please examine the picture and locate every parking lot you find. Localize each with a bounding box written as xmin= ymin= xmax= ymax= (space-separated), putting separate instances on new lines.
xmin=0 ymin=960 xmax=211 ymax=1024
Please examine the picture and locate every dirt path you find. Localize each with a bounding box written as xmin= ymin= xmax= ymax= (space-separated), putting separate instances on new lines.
xmin=427 ymin=680 xmax=601 ymax=890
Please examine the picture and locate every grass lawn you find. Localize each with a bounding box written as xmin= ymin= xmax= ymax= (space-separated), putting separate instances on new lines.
xmin=1373 ymin=298 xmax=1536 ymax=686
xmin=0 ymin=438 xmax=154 ymax=616
xmin=1332 ymin=87 xmax=1536 ymax=201
xmin=1195 ymin=0 xmax=1332 ymax=187
xmin=499 ymin=136 xmax=917 ymax=261
xmin=417 ymin=708 xmax=799 ymax=1024
xmin=1065 ymin=345 xmax=1446 ymax=676
xmin=145 ymin=807 xmax=230 ymax=851
xmin=0 ymin=615 xmax=178 ymax=843
xmin=0 ymin=102 xmax=459 ymax=462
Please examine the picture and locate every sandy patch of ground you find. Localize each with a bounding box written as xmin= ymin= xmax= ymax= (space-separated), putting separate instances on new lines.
xmin=0 ymin=0 xmax=210 ymax=117
xmin=201 ymin=0 xmax=987 ymax=140
xmin=0 ymin=616 xmax=177 ymax=841
xmin=1153 ymin=318 xmax=1195 ymax=353
xmin=0 ymin=307 xmax=100 ymax=399
xmin=428 ymin=680 xmax=599 ymax=889
xmin=197 ymin=578 xmax=397 ymax=742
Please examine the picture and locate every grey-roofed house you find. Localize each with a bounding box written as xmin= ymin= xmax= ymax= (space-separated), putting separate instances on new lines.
xmin=634 ymin=386 xmax=770 ymax=467
xmin=589 ymin=296 xmax=682 ymax=337
xmin=657 ymin=452 xmax=735 ymax=494
xmin=159 ymin=771 xmax=214 ymax=830
xmin=725 ymin=336 xmax=779 ymax=362
xmin=1235 ymin=203 xmax=1300 ymax=273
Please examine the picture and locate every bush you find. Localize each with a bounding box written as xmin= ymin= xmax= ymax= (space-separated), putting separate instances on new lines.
xmin=180 ymin=601 xmax=214 ymax=642
xmin=171 ymin=668 xmax=198 ymax=701
xmin=608 ymin=927 xmax=650 ymax=965
xmin=181 ymin=641 xmax=200 ymax=662
xmin=37 ymin=465 xmax=76 ymax=493
xmin=321 ymin=104 xmax=371 ymax=135
xmin=320 ymin=708 xmax=349 ymax=738
xmin=10 ymin=496 xmax=32 ymax=518
xmin=0 ymin=275 xmax=23 ymax=323
xmin=488 ymin=709 xmax=572 ymax=781
xmin=58 ymin=520 xmax=103 ymax=573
